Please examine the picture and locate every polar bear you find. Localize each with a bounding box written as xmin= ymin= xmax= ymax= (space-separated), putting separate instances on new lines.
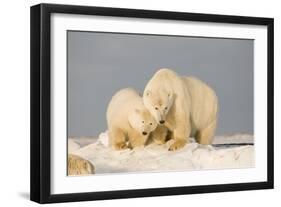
xmin=143 ymin=68 xmax=218 ymax=151
xmin=107 ymin=88 xmax=158 ymax=150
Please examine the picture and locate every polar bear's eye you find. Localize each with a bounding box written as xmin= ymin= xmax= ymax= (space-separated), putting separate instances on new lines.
xmin=164 ymin=107 xmax=168 ymax=110
xmin=142 ymin=121 xmax=144 ymax=123
xmin=155 ymin=107 xmax=158 ymax=110
xmin=149 ymin=123 xmax=153 ymax=125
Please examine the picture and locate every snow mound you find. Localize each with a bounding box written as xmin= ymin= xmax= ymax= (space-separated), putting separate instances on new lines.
xmin=69 ymin=132 xmax=255 ymax=174
xmin=68 ymin=139 xmax=81 ymax=153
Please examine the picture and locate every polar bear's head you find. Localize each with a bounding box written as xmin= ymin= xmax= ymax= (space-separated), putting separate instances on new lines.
xmin=128 ymin=108 xmax=157 ymax=136
xmin=143 ymin=89 xmax=174 ymax=125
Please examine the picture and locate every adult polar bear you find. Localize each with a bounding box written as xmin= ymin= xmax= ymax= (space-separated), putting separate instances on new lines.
xmin=143 ymin=68 xmax=218 ymax=151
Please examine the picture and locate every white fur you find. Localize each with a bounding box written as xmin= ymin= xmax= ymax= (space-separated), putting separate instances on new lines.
xmin=107 ymin=88 xmax=157 ymax=150
xmin=182 ymin=76 xmax=218 ymax=142
xmin=143 ymin=68 xmax=218 ymax=150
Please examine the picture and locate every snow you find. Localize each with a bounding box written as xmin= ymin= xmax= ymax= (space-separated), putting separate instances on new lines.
xmin=69 ymin=132 xmax=254 ymax=174
xmin=68 ymin=139 xmax=81 ymax=153
xmin=212 ymin=134 xmax=254 ymax=145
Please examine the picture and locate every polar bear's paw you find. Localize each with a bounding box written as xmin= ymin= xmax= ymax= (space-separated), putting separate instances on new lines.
xmin=114 ymin=142 xmax=129 ymax=150
xmin=154 ymin=138 xmax=167 ymax=145
xmin=169 ymin=139 xmax=187 ymax=151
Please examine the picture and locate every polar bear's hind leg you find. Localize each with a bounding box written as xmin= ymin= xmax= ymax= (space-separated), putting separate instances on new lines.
xmin=195 ymin=119 xmax=217 ymax=145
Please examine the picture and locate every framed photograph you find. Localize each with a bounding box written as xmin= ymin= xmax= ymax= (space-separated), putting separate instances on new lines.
xmin=30 ymin=3 xmax=274 ymax=203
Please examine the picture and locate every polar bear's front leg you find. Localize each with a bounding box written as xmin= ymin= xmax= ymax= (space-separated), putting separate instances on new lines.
xmin=168 ymin=136 xmax=187 ymax=151
xmin=109 ymin=128 xmax=128 ymax=150
xmin=168 ymin=120 xmax=190 ymax=151
xmin=150 ymin=125 xmax=169 ymax=145
xmin=128 ymin=130 xmax=149 ymax=148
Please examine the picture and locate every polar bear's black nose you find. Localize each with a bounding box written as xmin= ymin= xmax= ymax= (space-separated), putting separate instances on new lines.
xmin=142 ymin=132 xmax=147 ymax=135
xmin=159 ymin=120 xmax=165 ymax=124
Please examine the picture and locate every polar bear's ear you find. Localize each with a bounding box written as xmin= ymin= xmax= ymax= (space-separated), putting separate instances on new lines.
xmin=167 ymin=92 xmax=174 ymax=101
xmin=167 ymin=90 xmax=174 ymax=97
xmin=145 ymin=90 xmax=151 ymax=97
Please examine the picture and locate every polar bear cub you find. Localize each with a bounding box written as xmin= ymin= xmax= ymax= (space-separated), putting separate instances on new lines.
xmin=107 ymin=88 xmax=157 ymax=150
xmin=143 ymin=68 xmax=218 ymax=151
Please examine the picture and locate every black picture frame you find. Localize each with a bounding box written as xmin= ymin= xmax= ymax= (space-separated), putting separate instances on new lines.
xmin=30 ymin=3 xmax=274 ymax=204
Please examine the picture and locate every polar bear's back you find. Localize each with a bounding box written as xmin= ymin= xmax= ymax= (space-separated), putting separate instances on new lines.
xmin=106 ymin=88 xmax=142 ymax=125
xmin=182 ymin=76 xmax=218 ymax=130
xmin=145 ymin=68 xmax=182 ymax=92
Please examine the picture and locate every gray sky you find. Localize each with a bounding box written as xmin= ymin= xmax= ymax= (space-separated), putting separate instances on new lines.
xmin=67 ymin=31 xmax=253 ymax=137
